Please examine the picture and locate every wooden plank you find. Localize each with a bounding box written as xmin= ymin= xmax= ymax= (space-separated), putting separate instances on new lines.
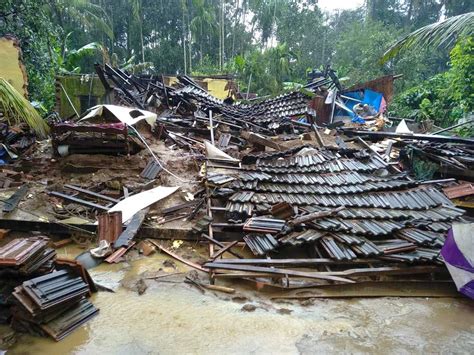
xmin=49 ymin=191 xmax=109 ymax=211
xmin=64 ymin=184 xmax=119 ymax=203
xmin=210 ymin=241 xmax=239 ymax=260
xmin=149 ymin=240 xmax=208 ymax=272
xmin=269 ymin=281 xmax=460 ymax=298
xmin=205 ymin=262 xmax=355 ymax=283
xmin=201 ymin=233 xmax=243 ymax=258
xmin=329 ymin=265 xmax=443 ymax=277
xmin=289 ymin=206 xmax=345 ymax=226
xmin=209 ymin=258 xmax=383 ymax=266
xmin=312 ymin=124 xmax=325 ymax=147
xmin=344 ymin=129 xmax=474 ymax=145
xmin=241 ymin=131 xmax=283 ymax=151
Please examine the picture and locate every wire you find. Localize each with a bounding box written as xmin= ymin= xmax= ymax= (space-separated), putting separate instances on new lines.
xmin=127 ymin=124 xmax=194 ymax=183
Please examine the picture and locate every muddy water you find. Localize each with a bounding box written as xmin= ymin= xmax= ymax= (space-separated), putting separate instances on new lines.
xmin=6 ymin=252 xmax=474 ymax=355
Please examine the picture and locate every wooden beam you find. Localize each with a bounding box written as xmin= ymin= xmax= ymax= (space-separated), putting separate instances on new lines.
xmin=209 ymin=258 xmax=383 ymax=266
xmin=210 ymin=241 xmax=239 ymax=260
xmin=149 ymin=240 xmax=208 ymax=272
xmin=204 ymin=262 xmax=355 ymax=283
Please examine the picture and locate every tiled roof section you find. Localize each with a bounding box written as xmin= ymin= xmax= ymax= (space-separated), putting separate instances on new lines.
xmin=233 ymin=178 xmax=415 ymax=195
xmin=0 ymin=237 xmax=50 ymax=267
xmin=207 ymin=173 xmax=236 ymax=185
xmin=229 ymin=191 xmax=254 ymax=202
xmin=239 ymin=170 xmax=400 ymax=186
xmin=310 ymin=218 xmax=404 ymax=236
xmin=395 ymin=228 xmax=445 ymax=247
xmin=213 ymin=143 xmax=465 ymax=265
xmin=243 ymin=234 xmax=279 ymax=256
xmin=279 ymin=229 xmax=327 ymax=245
xmin=225 ymin=201 xmax=253 ymax=222
xmin=248 ymin=187 xmax=450 ymax=209
xmin=380 ymin=248 xmax=442 ymax=263
xmin=350 ymin=237 xmax=383 ymax=257
xmin=245 ymin=157 xmax=387 ymax=173
xmin=426 ymin=222 xmax=452 ymax=233
xmin=334 ymin=205 xmax=464 ymax=222
xmin=243 ymin=217 xmax=286 ymax=233
xmin=320 ymin=236 xmax=357 ymax=261
xmin=256 ymin=150 xmax=337 ymax=168
xmin=176 ymin=87 xmax=311 ymax=119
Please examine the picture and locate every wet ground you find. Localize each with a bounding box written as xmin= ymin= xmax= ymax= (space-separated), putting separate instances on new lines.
xmin=3 ymin=246 xmax=474 ymax=355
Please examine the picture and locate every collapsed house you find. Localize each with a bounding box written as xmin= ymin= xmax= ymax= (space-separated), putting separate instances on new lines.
xmin=0 ymin=63 xmax=473 ymax=343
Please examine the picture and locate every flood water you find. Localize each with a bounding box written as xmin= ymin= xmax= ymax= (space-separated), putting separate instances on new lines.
xmin=4 ymin=247 xmax=474 ymax=355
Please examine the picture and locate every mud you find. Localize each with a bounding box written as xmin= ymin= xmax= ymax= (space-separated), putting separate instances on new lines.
xmin=4 ymin=249 xmax=474 ymax=355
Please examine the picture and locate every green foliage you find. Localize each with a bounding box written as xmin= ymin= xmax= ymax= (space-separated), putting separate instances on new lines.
xmin=1 ymin=0 xmax=473 ymax=115
xmin=382 ymin=12 xmax=474 ymax=63
xmin=0 ymin=0 xmax=60 ymax=110
xmin=0 ymin=78 xmax=50 ymax=138
xmin=390 ymin=37 xmax=474 ymax=127
xmin=61 ymin=42 xmax=107 ymax=73
xmin=449 ymin=36 xmax=474 ymax=113
xmin=332 ymin=21 xmax=401 ymax=85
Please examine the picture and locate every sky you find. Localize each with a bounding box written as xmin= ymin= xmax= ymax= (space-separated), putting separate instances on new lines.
xmin=318 ymin=0 xmax=365 ymax=12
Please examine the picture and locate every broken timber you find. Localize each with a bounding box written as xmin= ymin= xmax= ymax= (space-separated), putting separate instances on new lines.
xmin=342 ymin=129 xmax=474 ymax=145
xmin=149 ymin=240 xmax=209 ymax=272
xmin=204 ymin=262 xmax=355 ymax=283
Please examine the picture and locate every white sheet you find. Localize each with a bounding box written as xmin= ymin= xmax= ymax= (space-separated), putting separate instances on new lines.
xmin=108 ymin=186 xmax=179 ymax=223
xmin=80 ymin=105 xmax=157 ymax=127
xmin=205 ymin=140 xmax=240 ymax=162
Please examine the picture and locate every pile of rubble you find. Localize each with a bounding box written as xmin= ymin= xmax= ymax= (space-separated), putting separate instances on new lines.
xmin=203 ymin=144 xmax=466 ymax=287
xmin=0 ymin=64 xmax=472 ymax=343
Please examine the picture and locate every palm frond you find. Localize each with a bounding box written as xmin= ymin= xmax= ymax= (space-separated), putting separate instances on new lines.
xmin=381 ymin=12 xmax=474 ymax=63
xmin=0 ymin=79 xmax=50 ymax=138
xmin=58 ymin=0 xmax=114 ymax=40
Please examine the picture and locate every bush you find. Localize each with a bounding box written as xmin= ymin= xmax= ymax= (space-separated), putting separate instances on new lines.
xmin=390 ymin=37 xmax=474 ymax=129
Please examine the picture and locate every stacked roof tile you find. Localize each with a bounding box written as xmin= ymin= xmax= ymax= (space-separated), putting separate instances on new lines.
xmin=211 ymin=146 xmax=463 ymax=266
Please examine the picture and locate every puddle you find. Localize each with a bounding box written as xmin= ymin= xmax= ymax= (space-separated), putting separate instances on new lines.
xmin=5 ymin=252 xmax=474 ymax=354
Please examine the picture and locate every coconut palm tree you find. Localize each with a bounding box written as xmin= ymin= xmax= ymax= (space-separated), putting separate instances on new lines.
xmin=381 ymin=12 xmax=474 ymax=63
xmin=130 ymin=0 xmax=145 ymax=63
xmin=48 ymin=0 xmax=114 ymax=40
xmin=190 ymin=0 xmax=217 ymax=67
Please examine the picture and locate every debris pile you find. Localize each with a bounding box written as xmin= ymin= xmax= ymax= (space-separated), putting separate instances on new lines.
xmin=0 ymin=237 xmax=98 ymax=341
xmin=0 ymin=63 xmax=473 ymax=345
xmin=203 ymin=144 xmax=466 ymax=287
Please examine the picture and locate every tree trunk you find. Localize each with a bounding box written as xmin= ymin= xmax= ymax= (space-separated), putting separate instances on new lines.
xmin=200 ymin=23 xmax=203 ymax=65
xmin=220 ymin=0 xmax=225 ymax=70
xmin=187 ymin=8 xmax=192 ymax=73
xmin=182 ymin=3 xmax=187 ymax=74
xmin=406 ymin=0 xmax=413 ymax=26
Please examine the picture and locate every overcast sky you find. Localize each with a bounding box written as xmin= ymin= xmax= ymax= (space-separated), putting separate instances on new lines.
xmin=318 ymin=0 xmax=365 ymax=12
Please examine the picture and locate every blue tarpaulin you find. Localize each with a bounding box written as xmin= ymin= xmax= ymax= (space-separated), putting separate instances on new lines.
xmin=338 ymin=89 xmax=384 ymax=123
